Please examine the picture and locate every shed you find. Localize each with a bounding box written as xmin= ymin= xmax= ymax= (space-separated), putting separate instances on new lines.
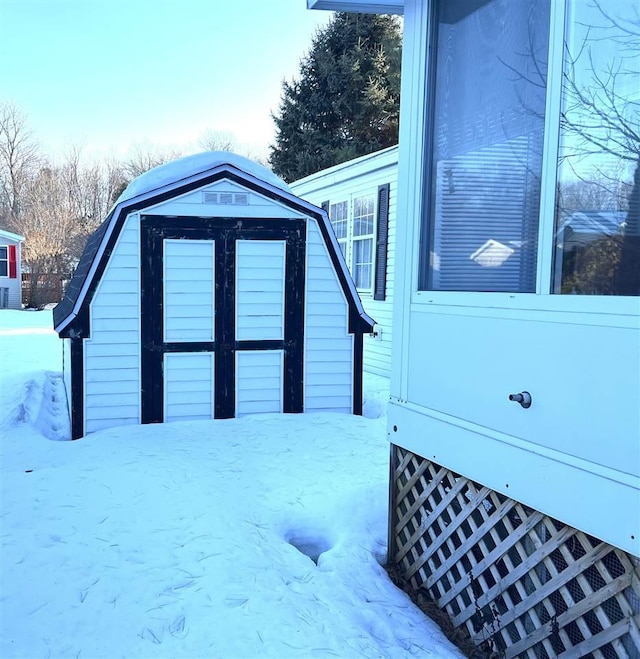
xmin=0 ymin=229 xmax=24 ymax=310
xmin=53 ymin=153 xmax=374 ymax=439
xmin=291 ymin=146 xmax=398 ymax=376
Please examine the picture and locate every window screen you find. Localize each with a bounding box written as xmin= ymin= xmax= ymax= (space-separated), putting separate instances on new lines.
xmin=420 ymin=0 xmax=551 ymax=292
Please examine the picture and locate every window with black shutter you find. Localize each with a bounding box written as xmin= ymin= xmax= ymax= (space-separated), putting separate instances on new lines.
xmin=374 ymin=184 xmax=390 ymax=301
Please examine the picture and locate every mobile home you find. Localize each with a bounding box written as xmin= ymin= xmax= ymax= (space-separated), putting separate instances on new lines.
xmin=291 ymin=146 xmax=398 ymax=376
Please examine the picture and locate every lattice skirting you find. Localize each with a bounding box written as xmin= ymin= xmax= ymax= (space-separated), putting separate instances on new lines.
xmin=388 ymin=445 xmax=640 ymax=658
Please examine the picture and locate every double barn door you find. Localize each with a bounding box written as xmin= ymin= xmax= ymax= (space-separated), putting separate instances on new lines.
xmin=140 ymin=216 xmax=305 ymax=424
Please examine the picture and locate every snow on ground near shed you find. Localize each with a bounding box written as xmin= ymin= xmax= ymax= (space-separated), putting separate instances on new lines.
xmin=0 ymin=310 xmax=462 ymax=659
xmin=0 ymin=310 xmax=69 ymax=441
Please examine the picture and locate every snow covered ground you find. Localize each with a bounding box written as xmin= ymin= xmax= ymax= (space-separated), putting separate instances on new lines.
xmin=0 ymin=309 xmax=462 ymax=659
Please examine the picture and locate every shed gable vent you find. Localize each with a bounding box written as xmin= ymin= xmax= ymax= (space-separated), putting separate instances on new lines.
xmin=203 ymin=191 xmax=250 ymax=206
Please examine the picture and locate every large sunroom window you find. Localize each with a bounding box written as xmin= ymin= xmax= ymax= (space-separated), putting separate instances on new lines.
xmin=420 ymin=0 xmax=551 ymax=292
xmin=553 ymin=0 xmax=640 ymax=296
xmin=419 ymin=0 xmax=639 ymax=298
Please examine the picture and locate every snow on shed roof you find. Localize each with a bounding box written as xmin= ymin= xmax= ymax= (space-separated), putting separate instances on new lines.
xmin=118 ymin=152 xmax=291 ymax=204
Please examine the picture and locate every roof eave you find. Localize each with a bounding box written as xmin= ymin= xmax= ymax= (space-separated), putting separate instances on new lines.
xmin=307 ymin=0 xmax=403 ymax=14
xmin=0 ymin=229 xmax=26 ymax=242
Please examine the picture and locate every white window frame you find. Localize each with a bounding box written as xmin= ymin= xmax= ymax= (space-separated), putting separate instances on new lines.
xmin=352 ymin=194 xmax=376 ymax=293
xmin=0 ymin=245 xmax=8 ymax=278
xmin=401 ymin=0 xmax=636 ymax=319
xmin=329 ymin=200 xmax=349 ymax=261
xmin=329 ymin=194 xmax=377 ymax=295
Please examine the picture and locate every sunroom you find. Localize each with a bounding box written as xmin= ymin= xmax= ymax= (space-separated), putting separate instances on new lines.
xmin=311 ymin=0 xmax=639 ymax=655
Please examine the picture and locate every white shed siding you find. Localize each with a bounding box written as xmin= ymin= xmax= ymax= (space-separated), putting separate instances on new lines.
xmin=164 ymin=240 xmax=215 ymax=342
xmin=291 ymin=148 xmax=398 ymax=376
xmin=236 ymin=240 xmax=285 ymax=341
xmin=164 ymin=352 xmax=214 ymax=422
xmin=236 ymin=350 xmax=283 ymax=415
xmin=304 ymin=218 xmax=353 ymax=413
xmin=140 ymin=179 xmax=300 ymax=219
xmin=84 ymin=214 xmax=140 ymax=434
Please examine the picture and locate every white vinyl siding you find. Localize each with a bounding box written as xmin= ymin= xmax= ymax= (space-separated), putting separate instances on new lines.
xmin=304 ymin=219 xmax=353 ymax=412
xmin=141 ymin=179 xmax=302 ymax=220
xmin=164 ymin=352 xmax=214 ymax=422
xmin=236 ymin=350 xmax=283 ymax=415
xmin=291 ymin=147 xmax=398 ymax=377
xmin=236 ymin=240 xmax=285 ymax=341
xmin=84 ymin=215 xmax=140 ymax=434
xmin=164 ymin=240 xmax=215 ymax=342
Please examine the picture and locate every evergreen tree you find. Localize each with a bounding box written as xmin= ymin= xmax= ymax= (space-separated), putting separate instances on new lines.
xmin=269 ymin=13 xmax=402 ymax=182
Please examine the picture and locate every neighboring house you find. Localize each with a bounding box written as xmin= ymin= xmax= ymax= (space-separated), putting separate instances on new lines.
xmin=554 ymin=210 xmax=632 ymax=293
xmin=308 ymin=0 xmax=640 ymax=656
xmin=291 ymin=145 xmax=398 ymax=376
xmin=53 ymin=153 xmax=374 ymax=440
xmin=0 ymin=229 xmax=24 ymax=309
xmin=557 ymin=210 xmax=628 ymax=246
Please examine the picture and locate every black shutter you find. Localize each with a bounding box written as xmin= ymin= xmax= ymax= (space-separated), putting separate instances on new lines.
xmin=321 ymin=200 xmax=330 ymax=213
xmin=374 ymin=184 xmax=390 ymax=301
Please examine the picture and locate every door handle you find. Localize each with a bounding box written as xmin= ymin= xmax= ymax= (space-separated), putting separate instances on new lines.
xmin=509 ymin=391 xmax=532 ymax=409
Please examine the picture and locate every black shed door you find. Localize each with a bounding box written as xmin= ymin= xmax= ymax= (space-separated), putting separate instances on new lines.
xmin=140 ymin=216 xmax=305 ymax=424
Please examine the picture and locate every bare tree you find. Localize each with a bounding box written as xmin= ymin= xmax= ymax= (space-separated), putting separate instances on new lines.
xmin=2 ymin=131 xmax=127 ymax=306
xmin=58 ymin=147 xmax=123 ymax=228
xmin=18 ymin=165 xmax=79 ymax=307
xmin=555 ymin=0 xmax=639 ymax=295
xmin=198 ymin=129 xmax=272 ymax=168
xmin=198 ymin=129 xmax=237 ymax=152
xmin=0 ymin=103 xmax=278 ymax=306
xmin=560 ymin=4 xmax=639 ymax=170
xmin=0 ymin=102 xmax=42 ymax=226
xmin=122 ymin=144 xmax=182 ymax=180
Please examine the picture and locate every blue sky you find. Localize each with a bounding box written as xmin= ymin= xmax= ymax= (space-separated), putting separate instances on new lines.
xmin=0 ymin=0 xmax=331 ymax=161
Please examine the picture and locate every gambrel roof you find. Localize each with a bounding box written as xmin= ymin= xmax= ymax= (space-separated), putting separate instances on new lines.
xmin=53 ymin=152 xmax=374 ymax=338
